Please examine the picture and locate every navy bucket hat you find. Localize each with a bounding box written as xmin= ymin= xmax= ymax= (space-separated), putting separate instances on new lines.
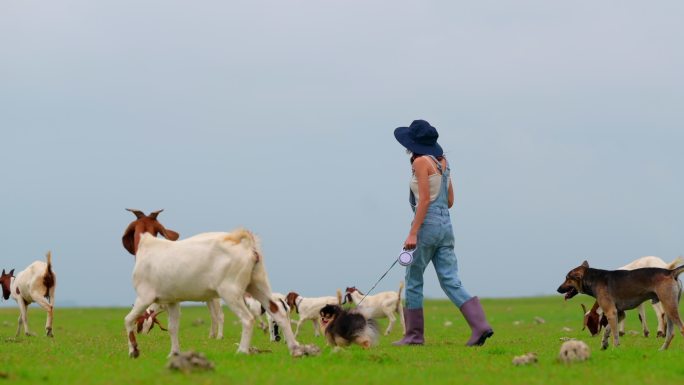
xmin=394 ymin=119 xmax=443 ymax=157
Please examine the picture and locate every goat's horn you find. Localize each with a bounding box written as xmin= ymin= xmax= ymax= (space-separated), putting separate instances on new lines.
xmin=126 ymin=208 xmax=146 ymax=219
xmin=149 ymin=209 xmax=164 ymax=219
xmin=581 ymin=303 xmax=587 ymax=313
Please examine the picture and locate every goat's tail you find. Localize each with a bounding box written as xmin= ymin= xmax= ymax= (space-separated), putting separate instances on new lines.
xmin=396 ymin=281 xmax=405 ymax=312
xmin=667 ymin=256 xmax=684 ymax=270
xmin=225 ymin=228 xmax=263 ymax=262
xmin=43 ymin=251 xmax=55 ymax=299
xmin=224 ymin=228 xmax=255 ymax=247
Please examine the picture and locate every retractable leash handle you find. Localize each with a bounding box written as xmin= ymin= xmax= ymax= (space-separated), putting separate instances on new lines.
xmin=357 ymin=248 xmax=415 ymax=306
xmin=398 ymin=249 xmax=415 ymax=266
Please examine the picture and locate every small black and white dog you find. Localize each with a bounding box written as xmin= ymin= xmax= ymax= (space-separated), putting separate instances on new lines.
xmin=319 ymin=304 xmax=379 ymax=349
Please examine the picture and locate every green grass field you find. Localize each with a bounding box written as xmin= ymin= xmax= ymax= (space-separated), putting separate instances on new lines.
xmin=2 ymin=297 xmax=684 ymax=385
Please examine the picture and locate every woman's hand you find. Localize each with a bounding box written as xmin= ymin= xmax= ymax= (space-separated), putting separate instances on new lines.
xmin=404 ymin=233 xmax=417 ymax=250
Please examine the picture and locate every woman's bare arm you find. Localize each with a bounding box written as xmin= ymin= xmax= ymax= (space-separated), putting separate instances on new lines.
xmin=404 ymin=156 xmax=432 ymax=250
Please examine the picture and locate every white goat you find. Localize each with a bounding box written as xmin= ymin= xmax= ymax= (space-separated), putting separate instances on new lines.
xmin=122 ymin=209 xmax=224 ymax=339
xmin=123 ymin=229 xmax=303 ymax=357
xmin=344 ymin=281 xmax=405 ymax=336
xmin=1 ymin=252 xmax=56 ymax=337
xmin=285 ymin=291 xmax=341 ymax=338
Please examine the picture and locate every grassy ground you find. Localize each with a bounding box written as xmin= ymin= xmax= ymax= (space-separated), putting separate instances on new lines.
xmin=2 ymin=297 xmax=684 ymax=385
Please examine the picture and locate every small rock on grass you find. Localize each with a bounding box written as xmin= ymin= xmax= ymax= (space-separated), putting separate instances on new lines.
xmin=512 ymin=352 xmax=537 ymax=366
xmin=167 ymin=351 xmax=214 ymax=372
xmin=534 ymin=317 xmax=546 ymax=324
xmin=558 ymin=340 xmax=590 ymax=363
xmin=291 ymin=344 xmax=321 ymax=358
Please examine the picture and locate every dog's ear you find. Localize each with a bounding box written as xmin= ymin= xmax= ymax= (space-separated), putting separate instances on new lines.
xmin=581 ymin=260 xmax=589 ymax=268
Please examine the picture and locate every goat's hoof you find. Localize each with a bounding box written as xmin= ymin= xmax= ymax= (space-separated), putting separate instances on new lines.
xmin=644 ymin=331 xmax=649 ymax=338
xmin=130 ymin=349 xmax=140 ymax=358
xmin=618 ymin=331 xmax=625 ymax=337
xmin=275 ymin=335 xmax=281 ymax=342
xmin=46 ymin=328 xmax=53 ymax=337
xmin=657 ymin=331 xmax=666 ymax=338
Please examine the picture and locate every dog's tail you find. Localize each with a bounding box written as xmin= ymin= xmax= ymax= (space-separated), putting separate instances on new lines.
xmin=671 ymin=264 xmax=684 ymax=279
xmin=43 ymin=251 xmax=55 ymax=300
xmin=396 ymin=281 xmax=405 ymax=312
xmin=667 ymin=256 xmax=684 ymax=270
xmin=363 ymin=318 xmax=380 ymax=347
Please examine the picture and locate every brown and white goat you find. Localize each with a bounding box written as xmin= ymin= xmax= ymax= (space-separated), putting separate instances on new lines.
xmin=123 ymin=226 xmax=306 ymax=357
xmin=1 ymin=252 xmax=56 ymax=337
xmin=122 ymin=208 xmax=224 ymax=339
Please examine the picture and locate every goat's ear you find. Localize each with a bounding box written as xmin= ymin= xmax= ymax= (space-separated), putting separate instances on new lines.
xmin=1 ymin=269 xmax=4 ymax=276
xmin=159 ymin=226 xmax=179 ymax=241
xmin=122 ymin=222 xmax=137 ymax=255
xmin=126 ymin=208 xmax=145 ymax=219
xmin=149 ymin=209 xmax=164 ymax=219
xmin=9 ymin=269 xmax=13 ymax=276
xmin=581 ymin=260 xmax=589 ymax=268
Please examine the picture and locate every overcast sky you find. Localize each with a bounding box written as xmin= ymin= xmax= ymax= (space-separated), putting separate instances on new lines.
xmin=1 ymin=1 xmax=682 ymax=307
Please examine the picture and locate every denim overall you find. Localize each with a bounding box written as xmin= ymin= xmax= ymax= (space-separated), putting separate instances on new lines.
xmin=405 ymin=156 xmax=473 ymax=309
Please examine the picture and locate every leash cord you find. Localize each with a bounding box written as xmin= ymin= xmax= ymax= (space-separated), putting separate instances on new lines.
xmin=357 ymin=258 xmax=400 ymax=306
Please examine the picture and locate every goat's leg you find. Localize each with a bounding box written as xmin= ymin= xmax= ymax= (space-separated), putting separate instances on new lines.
xmin=258 ymin=315 xmax=268 ymax=332
xmin=637 ymin=303 xmax=649 ymax=337
xmin=167 ymin=303 xmax=181 ymax=357
xmin=215 ymin=299 xmax=225 ymax=339
xmin=206 ymin=299 xmax=224 ymax=339
xmin=268 ymin=313 xmax=281 ymax=342
xmin=16 ymin=299 xmax=31 ymax=337
xmin=220 ymin=289 xmax=255 ymax=354
xmin=124 ymin=297 xmax=154 ymax=358
xmin=294 ymin=319 xmax=304 ymax=338
xmin=32 ymin=295 xmax=54 ymax=337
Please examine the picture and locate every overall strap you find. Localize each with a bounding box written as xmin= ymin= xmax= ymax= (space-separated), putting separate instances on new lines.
xmin=426 ymin=155 xmax=443 ymax=174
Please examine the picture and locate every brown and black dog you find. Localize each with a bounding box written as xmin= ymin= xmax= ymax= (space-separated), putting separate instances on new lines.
xmin=557 ymin=260 xmax=684 ymax=350
xmin=319 ymin=304 xmax=379 ymax=349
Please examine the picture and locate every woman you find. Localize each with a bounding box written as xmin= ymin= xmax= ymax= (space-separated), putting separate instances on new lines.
xmin=393 ymin=119 xmax=494 ymax=346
